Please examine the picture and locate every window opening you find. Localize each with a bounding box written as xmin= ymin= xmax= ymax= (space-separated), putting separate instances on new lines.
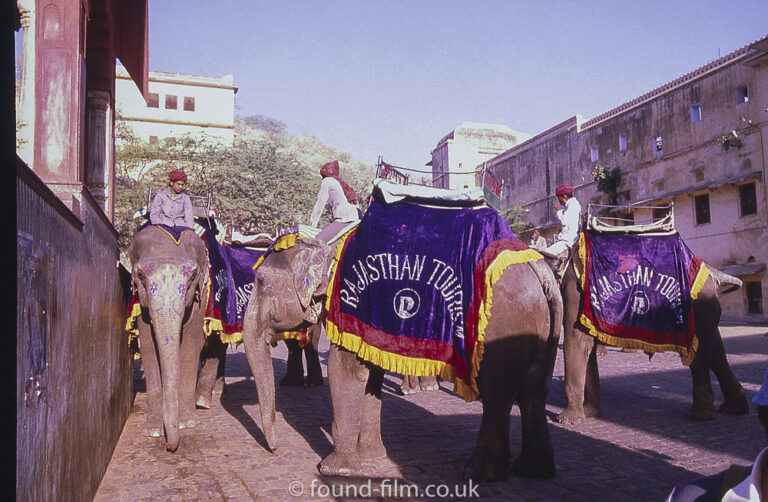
xmin=746 ymin=281 xmax=763 ymax=314
xmin=619 ymin=133 xmax=627 ymax=151
xmin=149 ymin=135 xmax=158 ymax=144
xmin=739 ymin=182 xmax=757 ymax=216
xmin=183 ymin=96 xmax=195 ymax=111
xmin=654 ymin=136 xmax=663 ymax=152
xmin=165 ymin=94 xmax=178 ymax=109
xmin=147 ymin=93 xmax=159 ymax=108
xmin=694 ymin=193 xmax=710 ymax=225
xmin=590 ymin=145 xmax=598 ymax=162
xmin=690 ymin=104 xmax=702 ymax=123
xmin=735 ymin=86 xmax=749 ymax=104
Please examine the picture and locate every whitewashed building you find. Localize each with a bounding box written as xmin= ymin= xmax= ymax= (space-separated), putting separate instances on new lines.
xmin=115 ymin=65 xmax=238 ymax=144
xmin=429 ymin=122 xmax=531 ymax=191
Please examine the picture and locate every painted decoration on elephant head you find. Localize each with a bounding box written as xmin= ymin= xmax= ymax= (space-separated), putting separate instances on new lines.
xmin=579 ymin=231 xmax=709 ymax=365
xmin=325 ymin=198 xmax=542 ymax=401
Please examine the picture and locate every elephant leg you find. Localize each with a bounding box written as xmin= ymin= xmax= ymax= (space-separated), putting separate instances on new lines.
xmin=280 ymin=339 xmax=305 ymax=386
xmin=196 ymin=334 xmax=227 ymax=409
xmin=357 ymin=366 xmax=387 ymax=460
xmin=557 ymin=325 xmax=594 ymax=425
xmin=464 ymin=393 xmax=514 ymax=482
xmin=179 ymin=313 xmax=205 ymax=429
xmin=513 ymin=382 xmax=556 ymax=480
xmin=686 ymin=347 xmax=716 ymax=421
xmin=138 ymin=319 xmax=163 ymax=437
xmin=303 ymin=323 xmax=323 ymax=387
xmin=583 ymin=345 xmax=602 ymax=418
xmin=419 ymin=375 xmax=439 ymax=391
xmin=710 ymin=330 xmax=749 ymax=415
xmin=318 ymin=344 xmax=366 ymax=477
xmin=400 ymin=374 xmax=420 ymax=395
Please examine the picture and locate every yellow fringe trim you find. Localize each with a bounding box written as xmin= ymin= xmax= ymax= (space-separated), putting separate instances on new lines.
xmin=579 ymin=313 xmax=698 ymax=366
xmin=252 ymin=232 xmax=305 ymax=270
xmin=324 ymin=244 xmax=543 ymax=402
xmin=577 ymin=233 xmax=707 ymax=366
xmin=690 ymin=262 xmax=709 ymax=301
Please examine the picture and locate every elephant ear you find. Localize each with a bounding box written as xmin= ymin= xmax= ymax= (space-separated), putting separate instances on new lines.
xmin=290 ymin=238 xmax=332 ymax=310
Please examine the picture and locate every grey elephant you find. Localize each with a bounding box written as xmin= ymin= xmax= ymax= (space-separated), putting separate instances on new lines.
xmin=241 ymin=236 xmax=564 ymax=481
xmin=555 ymin=236 xmax=749 ymax=425
xmin=399 ymin=374 xmax=439 ymax=395
xmin=129 ymin=225 xmax=209 ymax=451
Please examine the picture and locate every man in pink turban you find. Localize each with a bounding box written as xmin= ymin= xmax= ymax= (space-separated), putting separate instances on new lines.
xmin=149 ymin=169 xmax=195 ymax=228
xmin=310 ymin=160 xmax=361 ymax=240
xmin=543 ymin=182 xmax=581 ymax=256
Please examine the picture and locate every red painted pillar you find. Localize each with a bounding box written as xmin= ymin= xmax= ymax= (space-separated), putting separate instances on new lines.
xmin=34 ymin=0 xmax=87 ymax=206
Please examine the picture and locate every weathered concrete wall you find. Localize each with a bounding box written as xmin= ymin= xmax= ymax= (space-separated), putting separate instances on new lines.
xmin=489 ymin=42 xmax=767 ymax=321
xmin=17 ymin=158 xmax=132 ymax=502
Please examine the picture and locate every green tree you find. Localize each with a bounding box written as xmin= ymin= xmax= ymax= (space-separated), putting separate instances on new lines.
xmin=501 ymin=205 xmax=532 ymax=235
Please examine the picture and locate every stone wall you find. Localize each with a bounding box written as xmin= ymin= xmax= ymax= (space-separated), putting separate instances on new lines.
xmin=16 ymin=157 xmax=133 ymax=501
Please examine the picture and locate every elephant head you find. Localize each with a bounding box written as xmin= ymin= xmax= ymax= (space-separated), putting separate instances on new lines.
xmin=242 ymin=237 xmax=332 ymax=451
xmin=129 ymin=227 xmax=208 ymax=451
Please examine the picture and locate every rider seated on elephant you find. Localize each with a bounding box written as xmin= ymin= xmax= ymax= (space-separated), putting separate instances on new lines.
xmin=309 ymin=160 xmax=361 ymax=242
xmin=149 ymin=169 xmax=218 ymax=230
xmin=150 ymin=169 xmax=196 ymax=228
xmin=543 ymin=182 xmax=582 ymax=257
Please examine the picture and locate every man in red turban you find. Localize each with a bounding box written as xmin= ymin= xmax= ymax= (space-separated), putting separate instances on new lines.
xmin=543 ymin=182 xmax=581 ymax=256
xmin=149 ymin=169 xmax=195 ymax=228
xmin=310 ymin=161 xmax=361 ymax=238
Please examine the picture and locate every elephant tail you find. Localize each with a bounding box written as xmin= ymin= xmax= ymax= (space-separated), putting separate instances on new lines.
xmin=528 ymin=259 xmax=563 ymax=346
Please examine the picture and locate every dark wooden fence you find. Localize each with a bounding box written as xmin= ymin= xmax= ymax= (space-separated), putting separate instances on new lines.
xmin=17 ymin=156 xmax=133 ymax=501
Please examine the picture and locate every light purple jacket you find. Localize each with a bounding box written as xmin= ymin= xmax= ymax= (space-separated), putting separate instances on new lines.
xmin=149 ymin=188 xmax=195 ymax=228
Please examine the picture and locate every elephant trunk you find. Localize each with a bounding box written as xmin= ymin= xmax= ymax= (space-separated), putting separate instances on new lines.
xmin=252 ymin=331 xmax=277 ymax=452
xmin=152 ymin=314 xmax=182 ymax=452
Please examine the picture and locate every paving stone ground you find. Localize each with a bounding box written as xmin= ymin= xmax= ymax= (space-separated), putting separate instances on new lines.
xmin=94 ymin=325 xmax=768 ymax=501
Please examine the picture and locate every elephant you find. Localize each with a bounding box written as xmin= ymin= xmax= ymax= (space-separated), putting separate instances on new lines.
xmin=195 ymin=333 xmax=228 ymax=409
xmin=399 ymin=374 xmax=439 ymax=395
xmin=241 ymin=236 xmax=564 ymax=481
xmin=129 ymin=225 xmax=209 ymax=451
xmin=554 ymin=237 xmax=750 ymax=425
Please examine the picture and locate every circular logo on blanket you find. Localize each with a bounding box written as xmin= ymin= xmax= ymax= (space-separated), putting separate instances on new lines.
xmin=393 ymin=288 xmax=420 ymax=319
xmin=630 ymin=289 xmax=650 ymax=315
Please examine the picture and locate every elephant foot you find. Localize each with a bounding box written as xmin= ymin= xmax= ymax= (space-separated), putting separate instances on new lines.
xmin=462 ymin=453 xmax=510 ymax=482
xmin=556 ymin=408 xmax=586 ymax=425
xmin=357 ymin=441 xmax=387 ymax=460
xmin=400 ymin=387 xmax=419 ymax=395
xmin=595 ymin=344 xmax=608 ymax=356
xmin=512 ymin=451 xmax=556 ymax=479
xmin=196 ymin=395 xmax=212 ymax=410
xmin=684 ymin=406 xmax=715 ymax=421
xmin=620 ymin=346 xmax=638 ymax=353
xmin=304 ymin=375 xmax=323 ymax=387
xmin=179 ymin=417 xmax=198 ymax=430
xmin=142 ymin=416 xmax=163 ymax=437
xmin=279 ymin=374 xmax=304 ymax=387
xmin=420 ymin=381 xmax=439 ymax=392
xmin=584 ymin=403 xmax=602 ymax=418
xmin=318 ymin=451 xmax=363 ymax=477
xmin=718 ymin=398 xmax=750 ymax=415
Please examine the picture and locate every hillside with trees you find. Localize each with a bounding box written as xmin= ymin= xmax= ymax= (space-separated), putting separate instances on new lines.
xmin=114 ymin=115 xmax=377 ymax=253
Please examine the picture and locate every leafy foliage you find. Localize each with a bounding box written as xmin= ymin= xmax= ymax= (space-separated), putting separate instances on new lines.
xmin=501 ymin=205 xmax=532 ymax=235
xmin=114 ymin=117 xmax=376 ymax=254
xmin=591 ymin=165 xmax=622 ymax=204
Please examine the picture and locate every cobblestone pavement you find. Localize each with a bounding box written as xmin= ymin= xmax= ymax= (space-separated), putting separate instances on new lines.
xmin=95 ymin=326 xmax=768 ymax=501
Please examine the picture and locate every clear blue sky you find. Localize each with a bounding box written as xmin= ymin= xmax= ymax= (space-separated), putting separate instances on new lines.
xmin=146 ymin=1 xmax=766 ymax=171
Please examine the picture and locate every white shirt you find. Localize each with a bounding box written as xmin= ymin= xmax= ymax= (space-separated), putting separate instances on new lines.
xmin=555 ymin=197 xmax=582 ymax=246
xmin=310 ymin=176 xmax=359 ymax=227
xmin=722 ymin=447 xmax=767 ymax=502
